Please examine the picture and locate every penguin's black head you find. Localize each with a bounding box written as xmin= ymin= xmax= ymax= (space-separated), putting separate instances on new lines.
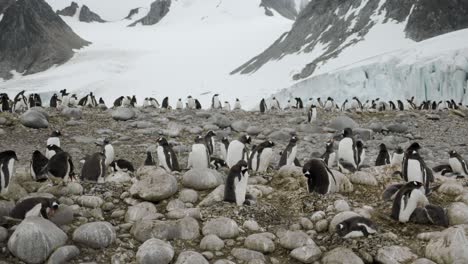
xmin=336 ymin=222 xmax=349 ymax=237
xmin=448 ymin=150 xmax=457 ymax=157
xmin=379 ymin=143 xmax=387 ymax=151
xmin=317 ymin=98 xmax=321 ymax=101
xmin=178 ymin=98 xmax=182 ymax=101
xmin=407 ymin=181 xmax=423 ymax=189
xmin=206 ymin=130 xmax=216 ymax=137
xmin=194 ymin=135 xmax=204 ymax=143
xmin=103 ymin=138 xmax=111 ymax=145
xmin=1 ymin=150 xmax=18 ymax=161
xmin=51 ymin=130 xmax=61 ymax=137
xmin=157 ymin=137 xmax=168 ymax=145
xmin=353 ymin=96 xmax=357 ymax=100
xmin=267 ymin=140 xmax=275 ymax=147
xmin=356 ymin=140 xmax=364 ymax=149
xmin=222 ymin=137 xmax=229 ymax=144
xmin=395 ymin=147 xmax=403 ymax=154
xmin=236 ymin=98 xmax=239 ymax=101
xmin=239 ymin=161 xmax=249 ymax=176
xmin=44 ymin=200 xmax=60 ymax=219
xmin=407 ymin=142 xmax=421 ymax=152
xmin=290 ymin=136 xmax=298 ymax=143
xmin=343 ymin=128 xmax=353 ymax=137
xmin=188 ymin=95 xmax=192 ymax=98
xmin=311 ymin=104 xmax=316 ymax=108
xmin=240 ymin=135 xmax=251 ymax=144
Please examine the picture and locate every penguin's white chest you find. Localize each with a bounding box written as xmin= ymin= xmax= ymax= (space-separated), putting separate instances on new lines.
xmin=325 ymin=101 xmax=333 ymax=110
xmin=188 ymin=99 xmax=195 ymax=109
xmin=176 ymin=101 xmax=183 ymax=109
xmin=234 ymin=102 xmax=241 ymax=110
xmin=328 ymin=152 xmax=336 ymax=168
xmin=190 ymin=144 xmax=209 ymax=169
xmin=219 ymin=143 xmax=228 ymax=160
xmin=104 ymin=145 xmax=115 ymax=166
xmin=143 ymin=99 xmax=150 ymax=107
xmin=213 ymin=98 xmax=221 ymax=108
xmin=338 ymin=138 xmax=356 ymax=166
xmin=309 ymin=108 xmax=317 ymax=121
xmin=47 ymin=137 xmax=60 ymax=147
xmin=399 ymin=189 xmax=428 ymax=222
xmin=359 ymin=149 xmax=366 ymax=166
xmin=257 ymin=148 xmax=273 ymax=172
xmin=157 ymin=146 xmax=170 ymax=171
xmin=449 ymin=157 xmax=466 ymax=175
xmin=286 ymin=146 xmax=297 ymax=166
xmin=227 ymin=140 xmax=245 ymax=168
xmin=235 ymin=173 xmax=249 ymax=206
xmin=407 ymin=159 xmax=423 ymax=183
xmin=391 ymin=153 xmax=404 ymax=166
xmin=351 ymin=100 xmax=359 ymax=109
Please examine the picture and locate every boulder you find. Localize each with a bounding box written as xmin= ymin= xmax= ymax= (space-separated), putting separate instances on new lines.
xmin=290 ymin=244 xmax=323 ymax=263
xmin=112 ymin=108 xmax=136 ymax=121
xmin=278 ymin=230 xmax=314 ymax=250
xmin=131 ymin=217 xmax=200 ymax=242
xmin=136 ymin=238 xmax=174 ymax=264
xmin=130 ymin=170 xmax=178 ymax=202
xmin=349 ymin=171 xmax=378 ymax=186
xmin=72 ymin=221 xmax=116 ymax=249
xmin=322 ymin=247 xmax=364 ymax=264
xmin=244 ymin=234 xmax=275 ymax=253
xmin=329 ymin=116 xmax=358 ymax=131
xmin=61 ymin=107 xmax=82 ymax=119
xmin=231 ymin=120 xmax=249 ymax=132
xmin=47 ymin=245 xmax=80 ymax=264
xmin=125 ymin=202 xmax=158 ymax=222
xmin=182 ymin=169 xmax=224 ymax=190
xmin=202 ymin=217 xmax=239 ymax=239
xmin=231 ymin=248 xmax=266 ymax=262
xmin=376 ymin=246 xmax=417 ymax=264
xmin=425 ymin=226 xmax=468 ymax=264
xmin=20 ymin=109 xmax=48 ymax=128
xmin=200 ymin=234 xmax=224 ymax=251
xmin=447 ymin=202 xmax=468 ymax=225
xmin=198 ymin=185 xmax=225 ymax=207
xmin=174 ymin=251 xmax=209 ymax=264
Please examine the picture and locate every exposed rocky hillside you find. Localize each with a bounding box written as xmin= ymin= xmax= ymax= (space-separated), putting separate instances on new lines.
xmin=0 ymin=0 xmax=13 ymax=15
xmin=56 ymin=2 xmax=106 ymax=23
xmin=128 ymin=0 xmax=171 ymax=27
xmin=56 ymin=1 xmax=78 ymax=17
xmin=0 ymin=0 xmax=89 ymax=80
xmin=261 ymin=0 xmax=309 ymax=20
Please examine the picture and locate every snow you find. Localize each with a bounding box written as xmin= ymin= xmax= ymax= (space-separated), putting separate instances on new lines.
xmin=0 ymin=14 xmax=3 ymax=23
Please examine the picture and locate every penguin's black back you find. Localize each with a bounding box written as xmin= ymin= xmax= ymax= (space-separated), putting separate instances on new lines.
xmin=32 ymin=150 xmax=49 ymax=181
xmin=81 ymin=152 xmax=106 ymax=181
xmin=303 ymin=159 xmax=334 ymax=194
xmin=224 ymin=161 xmax=245 ymax=204
xmin=144 ymin=151 xmax=156 ymax=166
xmin=10 ymin=197 xmax=55 ymax=219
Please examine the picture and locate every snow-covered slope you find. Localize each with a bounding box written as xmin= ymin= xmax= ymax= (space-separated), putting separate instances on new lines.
xmin=0 ymin=0 xmax=293 ymax=108
xmin=272 ymin=29 xmax=468 ymax=105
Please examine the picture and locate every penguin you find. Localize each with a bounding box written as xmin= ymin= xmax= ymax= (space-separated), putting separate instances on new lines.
xmin=286 ymin=99 xmax=295 ymax=110
xmin=195 ymin=99 xmax=202 ymax=109
xmin=149 ymin=97 xmax=160 ymax=108
xmin=391 ymin=147 xmax=405 ymax=167
xmin=102 ymin=139 xmax=114 ymax=167
xmin=302 ymin=159 xmax=337 ymax=194
xmin=336 ymin=216 xmax=377 ymax=238
xmin=338 ymin=128 xmax=358 ymax=173
xmin=144 ymin=151 xmax=156 ymax=166
xmin=317 ymin=97 xmax=324 ymax=108
xmin=176 ymin=98 xmax=183 ymax=109
xmin=122 ymin=96 xmax=131 ymax=107
xmin=259 ymin=99 xmax=267 ymax=113
xmin=397 ymin=100 xmax=404 ymax=111
xmin=13 ymin=90 xmax=28 ymax=112
xmin=409 ymin=204 xmax=449 ymax=227
xmin=69 ymin=94 xmax=78 ymax=107
xmin=375 ymin=143 xmax=390 ymax=166
xmin=321 ymin=139 xmax=336 ymax=168
xmin=269 ymin=97 xmax=281 ymax=110
xmin=356 ymin=140 xmax=366 ymax=168
xmin=234 ymin=98 xmax=241 ymax=110
xmin=363 ymin=100 xmax=371 ymax=111
xmin=46 ymin=145 xmax=63 ymax=159
xmin=226 ymin=135 xmax=251 ymax=168
xmin=382 ymin=183 xmax=405 ymax=201
xmin=389 ymin=101 xmax=396 ymax=111
xmin=350 ymin=97 xmax=362 ymax=111
xmin=278 ymin=136 xmax=298 ymax=168
xmin=307 ymin=105 xmax=317 ymax=123
xmin=110 ymin=159 xmax=135 ymax=173
xmin=44 ymin=150 xmax=75 ymax=182
xmin=407 ymin=96 xmax=417 ymax=110
xmin=324 ymin=97 xmax=334 ymax=111
xmin=0 ymin=93 xmax=10 ymax=112
xmin=223 ymin=101 xmax=231 ymax=111
xmin=187 ymin=136 xmax=210 ymax=169
xmin=431 ymin=101 xmax=438 ymax=110
xmin=212 ymin=94 xmax=222 ymax=109
xmin=113 ymin=96 xmax=124 ymax=107
xmin=45 ymin=130 xmax=61 ymax=158
xmin=340 ymin=100 xmax=348 ymax=112
xmin=391 ymin=181 xmax=429 ymax=223
xmin=210 ymin=157 xmax=228 ymax=170
xmin=10 ymin=197 xmax=59 ymax=220
xmin=204 ymin=130 xmax=217 ymax=156
xmin=187 ymin=96 xmax=196 ymax=109
xmin=31 ymin=150 xmax=49 ymax=182
xmin=130 ymin=95 xmax=137 ymax=107
xmin=0 ymin=150 xmax=18 ymax=193
xmin=402 ymin=143 xmax=433 ymax=192
xmin=162 ymin=97 xmax=169 ymax=109
xmin=219 ymin=137 xmax=229 ymax=160
xmin=295 ymin=98 xmax=304 ymax=109
xmin=59 ymin=89 xmax=70 ymax=107
xmin=448 ymin=150 xmax=468 ymax=177
xmin=143 ymin=98 xmax=151 ymax=108
xmin=248 ymin=140 xmax=275 ymax=172
xmin=157 ymin=137 xmax=180 ymax=172
xmin=81 ymin=152 xmax=106 ymax=182
xmin=224 ymin=160 xmax=249 ymax=206
xmin=28 ymin=94 xmax=36 ymax=108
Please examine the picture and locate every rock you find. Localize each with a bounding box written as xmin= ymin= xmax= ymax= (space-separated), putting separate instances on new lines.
xmin=131 ymin=217 xmax=200 ymax=242
xmin=290 ymin=243 xmax=323 ymax=263
xmin=179 ymin=189 xmax=198 ymax=203
xmin=0 ymin=200 xmax=15 ymax=217
xmin=300 ymin=217 xmax=314 ymax=230
xmin=278 ymin=230 xmax=314 ymax=250
xmin=200 ymin=234 xmax=225 ymax=251
xmin=112 ymin=108 xmax=136 ymax=121
xmin=315 ymin=219 xmax=329 ymax=232
xmin=129 ymin=0 xmax=171 ymax=26
xmin=61 ymin=107 xmax=82 ymax=119
xmin=376 ymin=246 xmax=417 ymax=264
xmin=412 ymin=259 xmax=437 ymax=264
xmin=334 ymin=200 xmax=350 ymax=212
xmin=273 ymin=165 xmax=307 ymax=191
xmin=244 ymin=234 xmax=275 ymax=253
xmin=329 ymin=116 xmax=358 ymax=130
xmin=425 ymin=226 xmax=468 ymax=264
xmin=268 ymin=130 xmax=291 ymax=141
xmin=79 ymin=4 xmax=106 ymax=23
xmin=0 ymin=226 xmax=8 ymax=243
xmin=198 ymin=185 xmax=225 ymax=207
xmin=47 ymin=245 xmax=80 ymax=264
xmin=20 ymin=109 xmax=48 ymax=128
xmin=332 ymin=170 xmax=354 ymax=193
xmin=130 ymin=170 xmax=178 ymax=202
xmin=426 ymin=114 xmax=440 ymax=120
xmin=329 ymin=211 xmax=361 ymax=232
xmin=387 ymin=123 xmax=408 ymax=133
xmin=231 ymin=120 xmax=249 ymax=132
xmin=438 ymin=182 xmax=464 ymax=196
xmin=354 ymin=128 xmax=373 ymax=141
xmin=243 ymin=220 xmax=261 ymax=232
xmin=310 ymin=211 xmax=326 ymax=222
xmin=246 ymin=126 xmax=263 ymax=135
xmin=211 ymin=114 xmax=231 ymax=128
xmin=202 ymin=217 xmax=239 ymax=239
xmin=136 ymin=238 xmax=174 ymax=264
xmin=105 ymin=171 xmax=133 ymax=183
xmin=231 ymin=248 xmax=266 ymax=262
xmin=125 ymin=202 xmax=158 ymax=222
xmin=349 ymin=171 xmax=378 ymax=186
xmin=56 ymin=1 xmax=78 ymax=16
xmin=48 ymin=205 xmax=74 ymax=226
xmin=76 ymin=195 xmax=104 ymax=208
xmin=322 ymin=247 xmax=364 ymax=264
xmin=72 ymin=221 xmax=116 ymax=249
xmin=166 ymin=208 xmax=201 ymax=220
xmin=8 ymin=217 xmax=67 ymax=264
xmin=182 ymin=169 xmax=224 ymax=190
xmin=369 ymin=122 xmax=384 ymax=132
xmin=174 ymin=251 xmax=209 ymax=264
xmin=447 ymin=202 xmax=468 ymax=225
xmin=38 ymin=182 xmax=83 ymax=196
xmin=214 ymin=260 xmax=236 ymax=264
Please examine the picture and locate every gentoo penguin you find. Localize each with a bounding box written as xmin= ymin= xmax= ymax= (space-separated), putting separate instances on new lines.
xmin=391 ymin=147 xmax=404 ymax=167
xmin=210 ymin=157 xmax=228 ymax=170
xmin=45 ymin=130 xmax=61 ymax=158
xmin=226 ymin=135 xmax=251 ymax=168
xmin=295 ymin=98 xmax=304 ymax=109
xmin=149 ymin=97 xmax=160 ymax=108
xmin=59 ymin=89 xmax=70 ymax=107
xmin=144 ymin=151 xmax=156 ymax=166
xmin=340 ymin=100 xmax=348 ymax=112
xmin=350 ymin=97 xmax=362 ymax=111
xmin=204 ymin=130 xmax=217 ymax=156
xmin=248 ymin=140 xmax=275 ymax=172
xmin=157 ymin=137 xmax=180 ymax=172
xmin=324 ymin=97 xmax=335 ymax=111
xmin=389 ymin=101 xmax=397 ymax=111
xmin=321 ymin=139 xmax=336 ymax=168
xmin=69 ymin=94 xmax=78 ymax=107
xmin=302 ymin=159 xmax=337 ymax=194
xmin=46 ymin=145 xmax=63 ymax=159
xmin=234 ymin=98 xmax=241 ymax=110
xmin=391 ymin=181 xmax=429 ymax=223
xmin=187 ymin=96 xmax=196 ymax=109
xmin=375 ymin=143 xmax=390 ymax=166
xmin=317 ymin=97 xmax=324 ymax=108
xmin=223 ymin=101 xmax=231 ymax=111
xmin=28 ymin=94 xmax=36 ymax=108
xmin=176 ymin=98 xmax=183 ymax=110
xmin=448 ymin=150 xmax=468 ymax=177
xmin=224 ymin=160 xmax=250 ymax=206
xmin=307 ymin=105 xmax=317 ymax=123
xmin=0 ymin=93 xmax=11 ymax=112
xmin=409 ymin=204 xmax=449 ymax=227
xmin=356 ymin=140 xmax=366 ymax=167
xmin=81 ymin=152 xmax=106 ymax=182
xmin=110 ymin=159 xmax=135 ymax=173
xmin=259 ymin=99 xmax=267 ymax=113
xmin=212 ymin=94 xmax=222 ymax=109
xmin=338 ymin=128 xmax=358 ymax=173
xmin=286 ymin=99 xmax=295 ymax=110
xmin=31 ymin=150 xmax=49 ymax=182
xmin=143 ymin=98 xmax=151 ymax=108
xmin=113 ymin=96 xmax=124 ymax=107
xmin=13 ymin=90 xmax=28 ymax=112
xmin=195 ymin=99 xmax=202 ymax=109
xmin=269 ymin=97 xmax=281 ymax=110
xmin=45 ymin=150 xmax=75 ymax=182
xmin=219 ymin=137 xmax=229 ymax=160
xmin=402 ymin=143 xmax=433 ymax=192
xmin=10 ymin=197 xmax=59 ymax=220
xmin=102 ymin=139 xmax=114 ymax=167
xmin=0 ymin=150 xmax=18 ymax=193
xmin=336 ymin=216 xmax=377 ymax=238
xmin=397 ymin=100 xmax=404 ymax=111
xmin=382 ymin=183 xmax=405 ymax=201
xmin=122 ymin=96 xmax=131 ymax=107
xmin=187 ymin=136 xmax=210 ymax=169
xmin=278 ymin=136 xmax=298 ymax=168
xmin=305 ymin=98 xmax=314 ymax=110
xmin=162 ymin=97 xmax=169 ymax=109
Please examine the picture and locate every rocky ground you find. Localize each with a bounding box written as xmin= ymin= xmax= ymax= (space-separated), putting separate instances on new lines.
xmin=0 ymin=106 xmax=467 ymax=264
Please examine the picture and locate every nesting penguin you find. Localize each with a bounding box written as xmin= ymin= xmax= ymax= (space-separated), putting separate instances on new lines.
xmin=44 ymin=150 xmax=75 ymax=182
xmin=402 ymin=143 xmax=433 ymax=193
xmin=46 ymin=145 xmax=63 ymax=159
xmin=336 ymin=216 xmax=377 ymax=238
xmin=224 ymin=160 xmax=250 ymax=206
xmin=110 ymin=159 xmax=135 ymax=173
xmin=13 ymin=90 xmax=28 ymax=112
xmin=205 ymin=130 xmax=216 ymax=156
xmin=448 ymin=150 xmax=468 ymax=178
xmin=81 ymin=152 xmax=107 ymax=182
xmin=0 ymin=150 xmax=18 ymax=193
xmin=278 ymin=135 xmax=298 ymax=168
xmin=210 ymin=157 xmax=228 ymax=170
xmin=157 ymin=137 xmax=180 ymax=172
xmin=391 ymin=181 xmax=429 ymax=223
xmin=338 ymin=128 xmax=358 ymax=173
xmin=302 ymin=159 xmax=337 ymax=194
xmin=391 ymin=147 xmax=404 ymax=167
xmin=324 ymin=97 xmax=335 ymax=111
xmin=45 ymin=130 xmax=61 ymax=158
xmin=187 ymin=136 xmax=210 ymax=169
xmin=321 ymin=139 xmax=336 ymax=168
xmin=307 ymin=105 xmax=317 ymax=123
xmin=350 ymin=97 xmax=362 ymax=111
xmin=375 ymin=143 xmax=390 ymax=166
xmin=219 ymin=137 xmax=230 ymax=160
xmin=195 ymin=99 xmax=202 ymax=109
xmin=248 ymin=140 xmax=275 ymax=172
xmin=223 ymin=101 xmax=231 ymax=111
xmin=10 ymin=197 xmax=59 ymax=220
xmin=226 ymin=135 xmax=251 ymax=168
xmin=31 ymin=150 xmax=49 ymax=182
xmin=162 ymin=97 xmax=170 ymax=109
xmin=102 ymin=139 xmax=114 ymax=167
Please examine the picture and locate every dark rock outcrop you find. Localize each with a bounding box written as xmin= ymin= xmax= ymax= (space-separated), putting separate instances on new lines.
xmin=0 ymin=0 xmax=13 ymax=15
xmin=0 ymin=0 xmax=90 ymax=80
xmin=56 ymin=1 xmax=79 ymax=17
xmin=129 ymin=0 xmax=170 ymax=27
xmin=261 ymin=0 xmax=307 ymax=20
xmin=125 ymin=7 xmax=142 ymax=20
xmin=79 ymin=5 xmax=105 ymax=23
xmin=232 ymin=0 xmax=468 ymax=81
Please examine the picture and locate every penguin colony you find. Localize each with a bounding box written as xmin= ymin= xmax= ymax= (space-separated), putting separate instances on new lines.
xmin=0 ymin=90 xmax=467 ymax=241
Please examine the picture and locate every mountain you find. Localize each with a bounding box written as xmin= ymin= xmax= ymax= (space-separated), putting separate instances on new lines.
xmin=261 ymin=0 xmax=310 ymax=20
xmin=56 ymin=2 xmax=106 ymax=23
xmin=128 ymin=0 xmax=170 ymax=27
xmin=0 ymin=0 xmax=13 ymax=15
xmin=0 ymin=0 xmax=89 ymax=80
